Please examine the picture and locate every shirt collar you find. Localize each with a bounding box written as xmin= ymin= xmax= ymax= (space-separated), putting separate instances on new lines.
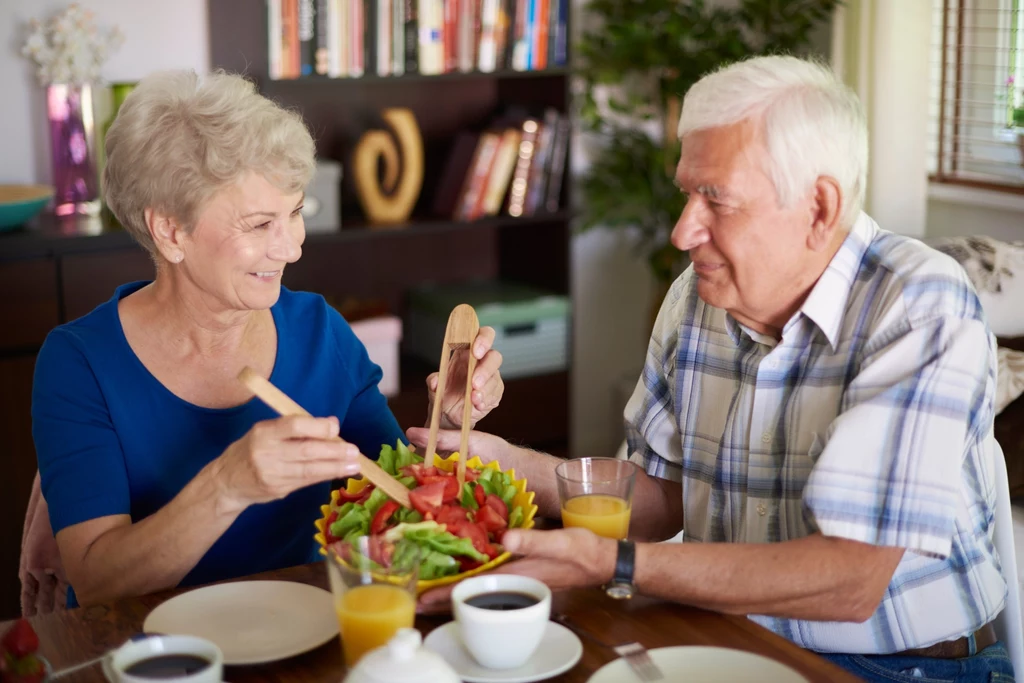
xmin=797 ymin=211 xmax=877 ymax=351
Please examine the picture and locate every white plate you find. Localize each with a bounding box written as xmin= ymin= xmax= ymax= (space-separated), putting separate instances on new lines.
xmin=143 ymin=581 xmax=338 ymax=665
xmin=424 ymin=620 xmax=583 ymax=683
xmin=587 ymin=646 xmax=810 ymax=683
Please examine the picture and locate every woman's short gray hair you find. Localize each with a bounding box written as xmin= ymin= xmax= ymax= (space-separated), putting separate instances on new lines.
xmin=678 ymin=55 xmax=867 ymax=228
xmin=103 ymin=70 xmax=315 ymax=256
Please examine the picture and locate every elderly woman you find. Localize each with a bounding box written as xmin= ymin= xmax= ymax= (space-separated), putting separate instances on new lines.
xmin=31 ymin=70 xmax=504 ymax=608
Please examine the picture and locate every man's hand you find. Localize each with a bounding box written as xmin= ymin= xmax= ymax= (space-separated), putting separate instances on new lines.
xmin=418 ymin=528 xmax=618 ymax=614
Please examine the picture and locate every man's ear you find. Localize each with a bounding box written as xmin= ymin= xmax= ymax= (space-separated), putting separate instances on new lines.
xmin=806 ymin=176 xmax=843 ymax=252
xmin=146 ymin=207 xmax=187 ymax=264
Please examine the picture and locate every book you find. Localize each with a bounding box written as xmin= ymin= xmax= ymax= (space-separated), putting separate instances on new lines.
xmin=544 ymin=114 xmax=569 ymax=212
xmin=506 ymin=118 xmax=539 ymax=216
xmin=481 ymin=127 xmax=522 ymax=215
xmin=457 ymin=131 xmax=502 ymax=221
xmin=298 ymin=0 xmax=316 ymax=76
xmin=432 ymin=131 xmax=481 ymax=218
xmin=269 ymin=0 xmax=283 ymax=79
xmin=403 ymin=0 xmax=419 ymax=73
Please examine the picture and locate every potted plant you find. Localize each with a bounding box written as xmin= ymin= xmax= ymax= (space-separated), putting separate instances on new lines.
xmin=575 ymin=0 xmax=841 ymax=311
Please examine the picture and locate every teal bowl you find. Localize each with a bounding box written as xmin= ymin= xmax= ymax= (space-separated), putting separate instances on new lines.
xmin=0 ymin=185 xmax=54 ymax=231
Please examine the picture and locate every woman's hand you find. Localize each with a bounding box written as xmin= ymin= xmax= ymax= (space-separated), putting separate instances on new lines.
xmin=214 ymin=415 xmax=362 ymax=511
xmin=426 ymin=326 xmax=504 ymax=429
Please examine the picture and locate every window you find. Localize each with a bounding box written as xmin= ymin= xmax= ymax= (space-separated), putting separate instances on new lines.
xmin=929 ymin=0 xmax=1024 ymax=193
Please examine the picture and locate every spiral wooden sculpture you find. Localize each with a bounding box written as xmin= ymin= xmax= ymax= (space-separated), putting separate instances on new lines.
xmin=351 ymin=108 xmax=424 ymax=226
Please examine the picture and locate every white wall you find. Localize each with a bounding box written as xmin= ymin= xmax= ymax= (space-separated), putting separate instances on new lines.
xmin=832 ymin=0 xmax=932 ymax=237
xmin=0 ymin=0 xmax=209 ymax=185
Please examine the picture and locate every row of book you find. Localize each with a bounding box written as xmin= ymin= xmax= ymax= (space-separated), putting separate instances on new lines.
xmin=268 ymin=0 xmax=568 ymax=79
xmin=433 ymin=108 xmax=569 ymax=221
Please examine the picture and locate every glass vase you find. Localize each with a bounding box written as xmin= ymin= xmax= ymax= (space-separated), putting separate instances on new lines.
xmin=46 ymin=83 xmax=101 ymax=216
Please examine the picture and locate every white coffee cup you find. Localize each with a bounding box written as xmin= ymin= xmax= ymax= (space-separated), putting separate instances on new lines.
xmin=451 ymin=574 xmax=552 ymax=670
xmin=107 ymin=635 xmax=223 ymax=683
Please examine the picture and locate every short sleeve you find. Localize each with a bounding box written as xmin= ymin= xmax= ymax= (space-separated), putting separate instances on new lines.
xmin=32 ymin=328 xmax=131 ymax=533
xmin=802 ymin=315 xmax=994 ymax=558
xmin=328 ymin=311 xmax=405 ymax=459
xmin=626 ymin=276 xmax=685 ymax=483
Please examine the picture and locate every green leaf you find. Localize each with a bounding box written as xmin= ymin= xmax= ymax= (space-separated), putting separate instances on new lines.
xmin=461 ymin=483 xmax=480 ymax=510
xmin=377 ymin=445 xmax=396 ymax=476
xmin=363 ymin=488 xmax=391 ymax=517
xmin=330 ymin=504 xmax=369 ymax=539
xmin=508 ymin=507 xmax=525 ymax=529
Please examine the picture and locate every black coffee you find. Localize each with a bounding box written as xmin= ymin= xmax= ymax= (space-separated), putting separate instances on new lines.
xmin=124 ymin=654 xmax=211 ymax=679
xmin=464 ymin=591 xmax=540 ymax=611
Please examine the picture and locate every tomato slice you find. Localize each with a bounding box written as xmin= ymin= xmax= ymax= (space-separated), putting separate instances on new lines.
xmin=454 ymin=521 xmax=490 ymax=555
xmin=473 ymin=482 xmax=487 ymax=508
xmin=403 ymin=464 xmax=439 ymax=484
xmin=457 ymin=557 xmax=485 ymax=572
xmin=420 ymin=474 xmax=461 ymax=503
xmin=484 ymin=494 xmax=508 ymax=520
xmin=435 ymin=504 xmax=469 ymax=527
xmin=370 ymin=500 xmax=400 ymax=535
xmin=476 ymin=505 xmax=507 ymax=534
xmin=408 ymin=480 xmax=447 ymax=515
xmin=323 ymin=511 xmax=339 ymax=544
xmin=336 ymin=486 xmax=373 ymax=504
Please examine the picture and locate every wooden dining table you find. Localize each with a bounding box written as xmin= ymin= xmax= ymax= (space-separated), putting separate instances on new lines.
xmin=5 ymin=562 xmax=863 ymax=683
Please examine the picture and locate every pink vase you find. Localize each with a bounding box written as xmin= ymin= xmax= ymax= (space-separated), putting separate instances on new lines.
xmin=46 ymin=84 xmax=100 ymax=216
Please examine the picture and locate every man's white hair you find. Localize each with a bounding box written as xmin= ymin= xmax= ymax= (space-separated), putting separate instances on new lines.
xmin=678 ymin=55 xmax=867 ymax=228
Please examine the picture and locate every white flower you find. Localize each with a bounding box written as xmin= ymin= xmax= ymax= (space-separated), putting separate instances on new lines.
xmin=19 ymin=4 xmax=122 ymax=86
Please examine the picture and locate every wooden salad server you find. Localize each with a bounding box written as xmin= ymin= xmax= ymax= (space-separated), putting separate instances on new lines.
xmin=237 ymin=366 xmax=412 ymax=508
xmin=424 ymin=304 xmax=480 ymax=488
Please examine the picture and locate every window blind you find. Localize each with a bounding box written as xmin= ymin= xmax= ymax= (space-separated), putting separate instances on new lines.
xmin=929 ymin=0 xmax=1024 ymax=193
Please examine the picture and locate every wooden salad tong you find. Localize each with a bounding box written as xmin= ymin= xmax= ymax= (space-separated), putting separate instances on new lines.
xmin=424 ymin=304 xmax=480 ymax=488
xmin=237 ymin=366 xmax=412 ymax=508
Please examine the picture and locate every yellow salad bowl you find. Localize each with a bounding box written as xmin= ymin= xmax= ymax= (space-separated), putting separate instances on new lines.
xmin=314 ymin=452 xmax=538 ymax=594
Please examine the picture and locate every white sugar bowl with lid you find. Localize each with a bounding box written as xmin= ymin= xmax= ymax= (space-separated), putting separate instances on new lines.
xmin=343 ymin=628 xmax=459 ymax=683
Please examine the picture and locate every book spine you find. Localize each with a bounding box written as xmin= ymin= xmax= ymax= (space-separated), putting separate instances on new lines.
xmin=507 ymin=118 xmax=539 ymax=216
xmin=298 ymin=0 xmax=316 ymax=76
xmin=553 ymin=0 xmax=566 ymax=66
xmin=364 ymin=0 xmax=377 ymax=75
xmin=377 ymin=0 xmax=391 ymax=75
xmin=533 ymin=0 xmax=548 ymax=70
xmin=404 ymin=0 xmax=419 ymax=73
xmin=392 ymin=0 xmax=404 ymax=75
xmin=544 ymin=114 xmax=569 ymax=212
xmin=268 ymin=0 xmax=282 ymax=79
xmin=315 ymin=0 xmax=330 ymax=74
xmin=525 ymin=108 xmax=557 ymax=215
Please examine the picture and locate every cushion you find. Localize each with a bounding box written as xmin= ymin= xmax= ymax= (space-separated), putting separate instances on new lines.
xmin=931 ymin=236 xmax=1024 ymax=338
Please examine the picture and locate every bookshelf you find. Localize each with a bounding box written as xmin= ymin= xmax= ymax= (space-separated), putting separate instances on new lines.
xmin=206 ymin=0 xmax=574 ymax=455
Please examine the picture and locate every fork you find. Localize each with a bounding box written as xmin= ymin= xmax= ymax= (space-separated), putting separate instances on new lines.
xmin=554 ymin=615 xmax=664 ymax=681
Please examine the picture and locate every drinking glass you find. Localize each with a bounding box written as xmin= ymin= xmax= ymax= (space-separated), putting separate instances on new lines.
xmin=325 ymin=538 xmax=420 ymax=667
xmin=555 ymin=457 xmax=638 ymax=539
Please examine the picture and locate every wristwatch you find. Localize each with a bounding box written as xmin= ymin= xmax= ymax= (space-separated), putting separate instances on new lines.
xmin=604 ymin=540 xmax=637 ymax=600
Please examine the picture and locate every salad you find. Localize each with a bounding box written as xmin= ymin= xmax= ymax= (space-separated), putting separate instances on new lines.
xmin=322 ymin=441 xmax=529 ymax=580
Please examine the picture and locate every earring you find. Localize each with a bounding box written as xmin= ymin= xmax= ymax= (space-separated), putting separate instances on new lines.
xmin=174 ymin=253 xmax=183 ymax=263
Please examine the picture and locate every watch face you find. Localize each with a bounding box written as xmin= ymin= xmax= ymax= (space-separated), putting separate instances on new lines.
xmin=606 ymin=582 xmax=635 ymax=600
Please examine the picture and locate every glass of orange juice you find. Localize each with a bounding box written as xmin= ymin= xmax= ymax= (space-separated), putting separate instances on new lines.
xmin=325 ymin=538 xmax=420 ymax=668
xmin=555 ymin=457 xmax=639 ymax=539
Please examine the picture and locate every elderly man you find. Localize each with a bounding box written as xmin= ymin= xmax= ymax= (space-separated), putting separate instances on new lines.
xmin=409 ymin=55 xmax=1014 ymax=681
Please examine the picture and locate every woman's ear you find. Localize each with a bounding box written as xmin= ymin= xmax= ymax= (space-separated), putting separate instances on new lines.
xmin=146 ymin=208 xmax=187 ymax=264
xmin=806 ymin=175 xmax=843 ymax=252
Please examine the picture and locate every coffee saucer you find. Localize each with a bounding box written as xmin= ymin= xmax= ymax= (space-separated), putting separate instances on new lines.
xmin=423 ymin=620 xmax=582 ymax=683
